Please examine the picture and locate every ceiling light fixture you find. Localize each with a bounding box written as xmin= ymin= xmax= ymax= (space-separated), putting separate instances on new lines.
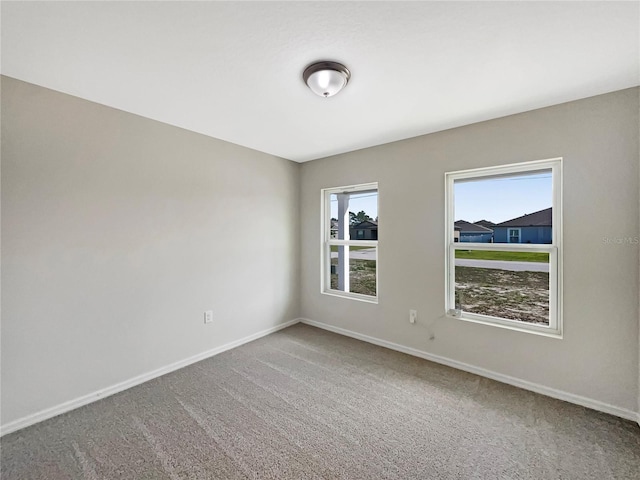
xmin=303 ymin=61 xmax=351 ymax=98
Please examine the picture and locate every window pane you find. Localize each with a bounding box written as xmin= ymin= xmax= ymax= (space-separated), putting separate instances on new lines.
xmin=330 ymin=245 xmax=346 ymax=291
xmin=330 ymin=191 xmax=378 ymax=240
xmin=454 ymin=170 xmax=552 ymax=245
xmin=350 ymin=248 xmax=377 ymax=296
xmin=454 ymin=250 xmax=549 ymax=325
xmin=330 ymin=245 xmax=377 ymax=297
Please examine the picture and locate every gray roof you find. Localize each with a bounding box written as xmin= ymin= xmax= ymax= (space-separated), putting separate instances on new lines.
xmin=351 ymin=220 xmax=378 ymax=229
xmin=454 ymin=220 xmax=493 ymax=233
xmin=497 ymin=207 xmax=552 ymax=227
xmin=475 ymin=219 xmax=496 ymax=228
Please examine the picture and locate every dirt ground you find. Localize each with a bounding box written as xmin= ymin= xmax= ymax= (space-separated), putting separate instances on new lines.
xmin=329 ymin=262 xmax=548 ymax=324
xmin=331 ymin=259 xmax=376 ymax=296
xmin=455 ymin=266 xmax=549 ymax=325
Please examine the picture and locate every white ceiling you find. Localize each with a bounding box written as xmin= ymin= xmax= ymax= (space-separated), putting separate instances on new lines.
xmin=2 ymin=2 xmax=639 ymax=162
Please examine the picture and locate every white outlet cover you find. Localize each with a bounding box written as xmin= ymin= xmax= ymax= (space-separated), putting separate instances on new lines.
xmin=204 ymin=311 xmax=213 ymax=324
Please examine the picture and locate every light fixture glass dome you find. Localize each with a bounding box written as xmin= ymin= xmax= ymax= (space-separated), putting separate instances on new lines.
xmin=303 ymin=61 xmax=351 ymax=98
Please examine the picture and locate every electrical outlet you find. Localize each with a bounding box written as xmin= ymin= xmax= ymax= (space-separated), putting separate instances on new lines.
xmin=409 ymin=309 xmax=417 ymax=324
xmin=204 ymin=310 xmax=213 ymax=324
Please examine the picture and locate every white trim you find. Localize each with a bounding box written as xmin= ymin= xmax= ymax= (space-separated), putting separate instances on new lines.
xmin=448 ymin=157 xmax=558 ymax=181
xmin=445 ymin=311 xmax=561 ymax=339
xmin=321 ymin=182 xmax=378 ymax=195
xmin=321 ymin=289 xmax=379 ymax=304
xmin=328 ymin=239 xmax=377 ymax=247
xmin=453 ymin=243 xmax=552 ymax=252
xmin=299 ymin=318 xmax=638 ymax=423
xmin=0 ymin=319 xmax=300 ymax=437
xmin=4 ymin=318 xmax=637 ymax=435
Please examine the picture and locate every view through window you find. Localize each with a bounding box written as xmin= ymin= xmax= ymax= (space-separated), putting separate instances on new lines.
xmin=446 ymin=159 xmax=562 ymax=335
xmin=323 ymin=183 xmax=378 ymax=301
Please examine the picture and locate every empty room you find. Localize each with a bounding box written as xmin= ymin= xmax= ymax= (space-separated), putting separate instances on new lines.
xmin=1 ymin=2 xmax=639 ymax=479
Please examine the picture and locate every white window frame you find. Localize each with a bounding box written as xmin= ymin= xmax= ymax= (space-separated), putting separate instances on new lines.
xmin=445 ymin=158 xmax=563 ymax=337
xmin=321 ymin=183 xmax=379 ymax=303
xmin=507 ymin=228 xmax=521 ymax=243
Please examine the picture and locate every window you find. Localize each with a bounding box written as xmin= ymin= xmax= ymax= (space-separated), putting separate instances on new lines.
xmin=322 ymin=183 xmax=378 ymax=302
xmin=508 ymin=228 xmax=521 ymax=243
xmin=445 ymin=159 xmax=562 ymax=336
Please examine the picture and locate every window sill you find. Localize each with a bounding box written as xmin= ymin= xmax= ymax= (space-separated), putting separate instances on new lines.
xmin=322 ymin=290 xmax=378 ymax=304
xmin=446 ymin=311 xmax=562 ymax=339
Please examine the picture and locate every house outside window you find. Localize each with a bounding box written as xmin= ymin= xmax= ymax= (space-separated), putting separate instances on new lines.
xmin=322 ymin=183 xmax=378 ymax=302
xmin=495 ymin=208 xmax=553 ymax=244
xmin=445 ymin=158 xmax=562 ymax=337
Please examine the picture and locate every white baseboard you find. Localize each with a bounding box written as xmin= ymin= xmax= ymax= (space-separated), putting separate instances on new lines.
xmin=4 ymin=317 xmax=638 ymax=435
xmin=300 ymin=318 xmax=639 ymax=424
xmin=0 ymin=319 xmax=300 ymax=437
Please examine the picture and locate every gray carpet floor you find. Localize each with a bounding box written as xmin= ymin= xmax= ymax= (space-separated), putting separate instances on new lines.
xmin=2 ymin=323 xmax=639 ymax=479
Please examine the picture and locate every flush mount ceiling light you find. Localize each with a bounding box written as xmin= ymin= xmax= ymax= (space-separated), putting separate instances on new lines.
xmin=303 ymin=61 xmax=351 ymax=98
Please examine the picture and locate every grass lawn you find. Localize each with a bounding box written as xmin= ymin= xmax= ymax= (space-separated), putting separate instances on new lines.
xmin=455 ymin=250 xmax=549 ymax=263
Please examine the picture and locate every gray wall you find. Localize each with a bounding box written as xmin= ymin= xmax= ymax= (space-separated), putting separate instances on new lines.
xmin=1 ymin=76 xmax=300 ymax=426
xmin=300 ymin=88 xmax=639 ymax=413
xmin=2 ymin=75 xmax=639 ymax=427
